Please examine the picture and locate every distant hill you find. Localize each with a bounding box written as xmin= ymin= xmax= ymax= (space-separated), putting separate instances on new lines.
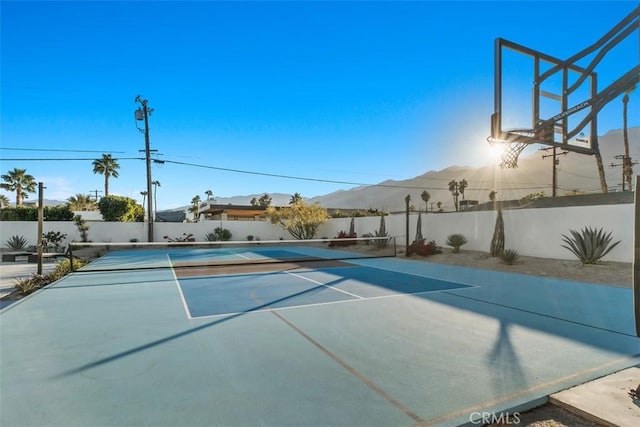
xmin=309 ymin=127 xmax=640 ymax=212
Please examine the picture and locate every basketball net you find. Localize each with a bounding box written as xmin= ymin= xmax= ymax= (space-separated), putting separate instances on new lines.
xmin=487 ymin=137 xmax=530 ymax=169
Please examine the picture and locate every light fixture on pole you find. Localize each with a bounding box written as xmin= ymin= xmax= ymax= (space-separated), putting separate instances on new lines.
xmin=135 ymin=95 xmax=155 ymax=242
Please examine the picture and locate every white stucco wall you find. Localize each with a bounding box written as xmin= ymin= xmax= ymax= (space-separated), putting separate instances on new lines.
xmin=0 ymin=203 xmax=633 ymax=262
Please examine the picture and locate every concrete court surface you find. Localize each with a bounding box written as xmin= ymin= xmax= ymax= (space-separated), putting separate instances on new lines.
xmin=0 ymin=254 xmax=639 ymax=427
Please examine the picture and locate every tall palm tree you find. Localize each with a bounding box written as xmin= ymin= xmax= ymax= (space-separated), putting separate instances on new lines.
xmin=67 ymin=194 xmax=97 ymax=211
xmin=190 ymin=195 xmax=201 ymax=221
xmin=140 ymin=191 xmax=148 ymax=220
xmin=1 ymin=168 xmax=36 ymax=205
xmin=448 ymin=180 xmax=459 ymax=212
xmin=458 ymin=179 xmax=468 ymax=200
xmin=152 ymin=180 xmax=161 ymax=215
xmin=420 ymin=190 xmax=430 ymax=213
xmin=92 ymin=154 xmax=120 ymax=196
xmin=205 ymin=189 xmax=213 ymax=200
xmin=622 ymin=83 xmax=637 ymax=191
xmin=290 ymin=192 xmax=303 ymax=205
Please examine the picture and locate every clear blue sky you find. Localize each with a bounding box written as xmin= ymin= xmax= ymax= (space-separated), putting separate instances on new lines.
xmin=1 ymin=0 xmax=638 ymax=209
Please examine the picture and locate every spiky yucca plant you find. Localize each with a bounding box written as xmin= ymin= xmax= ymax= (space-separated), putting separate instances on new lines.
xmin=561 ymin=227 xmax=621 ymax=264
xmin=446 ymin=233 xmax=468 ymax=253
xmin=499 ymin=249 xmax=520 ymax=265
xmin=5 ymin=235 xmax=28 ymax=251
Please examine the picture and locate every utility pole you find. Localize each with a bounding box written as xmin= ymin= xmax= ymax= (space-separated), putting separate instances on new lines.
xmin=541 ymin=147 xmax=568 ymax=197
xmin=405 ymin=194 xmax=410 ymax=257
xmin=135 ymin=95 xmax=154 ymax=242
xmin=610 ymin=155 xmax=638 ymax=191
xmin=89 ymin=189 xmax=102 ymax=201
xmin=37 ymin=182 xmax=44 ymax=275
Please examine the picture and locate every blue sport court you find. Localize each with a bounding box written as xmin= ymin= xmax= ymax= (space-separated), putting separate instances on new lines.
xmin=1 ymin=242 xmax=638 ymax=426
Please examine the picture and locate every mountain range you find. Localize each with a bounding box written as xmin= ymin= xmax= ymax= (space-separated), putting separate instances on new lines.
xmin=17 ymin=127 xmax=639 ymax=213
xmin=309 ymin=127 xmax=640 ymax=212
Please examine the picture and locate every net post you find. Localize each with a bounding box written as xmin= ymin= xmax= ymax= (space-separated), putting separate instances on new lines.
xmin=634 ymin=175 xmax=639 ymax=337
xmin=69 ymin=243 xmax=74 ymax=272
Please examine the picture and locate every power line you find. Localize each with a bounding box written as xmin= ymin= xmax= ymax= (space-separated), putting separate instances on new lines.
xmin=0 ymin=157 xmax=144 ymax=161
xmin=0 ymin=147 xmax=128 ymax=154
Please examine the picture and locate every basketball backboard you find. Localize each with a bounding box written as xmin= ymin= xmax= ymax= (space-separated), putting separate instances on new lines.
xmin=489 ymin=5 xmax=639 ymax=168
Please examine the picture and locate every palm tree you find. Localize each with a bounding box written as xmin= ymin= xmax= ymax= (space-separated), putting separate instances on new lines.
xmin=190 ymin=195 xmax=201 ymax=221
xmin=92 ymin=154 xmax=120 ymax=196
xmin=140 ymin=191 xmax=148 ymax=220
xmin=622 ymin=83 xmax=637 ymax=191
xmin=205 ymin=189 xmax=213 ymax=200
xmin=458 ymin=179 xmax=468 ymax=200
xmin=1 ymin=168 xmax=36 ymax=205
xmin=67 ymin=194 xmax=97 ymax=211
xmin=0 ymin=194 xmax=10 ymax=208
xmin=420 ymin=190 xmax=430 ymax=213
xmin=152 ymin=180 xmax=161 ymax=215
xmin=290 ymin=192 xmax=303 ymax=205
xmin=448 ymin=180 xmax=459 ymax=212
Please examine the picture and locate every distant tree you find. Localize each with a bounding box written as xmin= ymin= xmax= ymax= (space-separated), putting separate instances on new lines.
xmin=521 ymin=191 xmax=546 ymax=201
xmin=152 ymin=180 xmax=161 ymax=215
xmin=436 ymin=201 xmax=442 ymax=212
xmin=250 ymin=197 xmax=258 ymax=206
xmin=458 ymin=179 xmax=468 ymax=200
xmin=258 ymin=193 xmax=272 ymax=207
xmin=265 ymin=200 xmax=329 ymax=239
xmin=205 ymin=189 xmax=214 ymax=200
xmin=489 ymin=190 xmax=497 ymax=203
xmin=190 ymin=195 xmax=201 ymax=221
xmin=92 ymin=154 xmax=120 ymax=196
xmin=97 ymin=195 xmax=143 ymax=222
xmin=421 ymin=190 xmax=430 ymax=213
xmin=140 ymin=191 xmax=148 ymax=217
xmin=290 ymin=192 xmax=303 ymax=205
xmin=67 ymin=194 xmax=97 ymax=211
xmin=1 ymin=168 xmax=36 ymax=205
xmin=448 ymin=180 xmax=459 ymax=212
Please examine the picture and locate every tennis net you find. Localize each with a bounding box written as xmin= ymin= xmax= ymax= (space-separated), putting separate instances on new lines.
xmin=68 ymin=236 xmax=397 ymax=273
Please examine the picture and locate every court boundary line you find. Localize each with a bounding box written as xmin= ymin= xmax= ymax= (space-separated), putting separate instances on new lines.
xmin=419 ymin=353 xmax=640 ymax=426
xmin=169 ymin=255 xmax=194 ymax=320
xmin=185 ymin=285 xmax=476 ymax=320
xmin=284 ymin=270 xmax=365 ymax=300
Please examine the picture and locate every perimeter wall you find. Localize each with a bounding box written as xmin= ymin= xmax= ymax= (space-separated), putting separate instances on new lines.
xmin=0 ymin=203 xmax=632 ymax=262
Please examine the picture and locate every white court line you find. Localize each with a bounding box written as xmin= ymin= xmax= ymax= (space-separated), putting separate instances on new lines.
xmin=284 ymin=270 xmax=365 ymax=299
xmin=188 ymin=286 xmax=474 ymax=320
xmin=168 ymin=255 xmax=194 ymax=320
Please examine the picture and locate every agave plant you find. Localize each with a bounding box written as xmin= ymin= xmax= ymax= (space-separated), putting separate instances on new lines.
xmin=561 ymin=227 xmax=621 ymax=264
xmin=446 ymin=233 xmax=468 ymax=253
xmin=5 ymin=235 xmax=29 ymax=251
xmin=499 ymin=249 xmax=520 ymax=265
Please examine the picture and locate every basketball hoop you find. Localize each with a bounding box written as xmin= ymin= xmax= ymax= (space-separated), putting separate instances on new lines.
xmin=487 ymin=137 xmax=530 ymax=169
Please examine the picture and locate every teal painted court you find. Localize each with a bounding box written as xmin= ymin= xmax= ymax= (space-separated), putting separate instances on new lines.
xmin=1 ymin=244 xmax=638 ymax=427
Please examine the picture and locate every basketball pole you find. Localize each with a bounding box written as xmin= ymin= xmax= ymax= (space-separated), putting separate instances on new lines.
xmin=634 ymin=174 xmax=639 ymax=337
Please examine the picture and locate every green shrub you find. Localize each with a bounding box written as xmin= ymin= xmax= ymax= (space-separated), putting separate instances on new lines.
xmin=13 ymin=276 xmax=43 ymax=295
xmin=43 ymin=205 xmax=74 ymax=221
xmin=163 ymin=233 xmax=195 ymax=242
xmin=408 ymin=240 xmax=442 ymax=257
xmin=561 ymin=227 xmax=621 ymax=264
xmin=5 ymin=235 xmax=29 ymax=250
xmin=446 ymin=234 xmax=468 ymax=253
xmin=499 ymin=249 xmax=520 ymax=265
xmin=74 ymin=215 xmax=90 ymax=242
xmin=204 ymin=227 xmax=232 ymax=242
xmin=98 ymin=195 xmax=144 ymax=222
xmin=43 ymin=231 xmax=67 ymax=252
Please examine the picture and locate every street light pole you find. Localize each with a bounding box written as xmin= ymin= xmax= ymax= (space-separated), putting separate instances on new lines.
xmin=135 ymin=95 xmax=154 ymax=242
